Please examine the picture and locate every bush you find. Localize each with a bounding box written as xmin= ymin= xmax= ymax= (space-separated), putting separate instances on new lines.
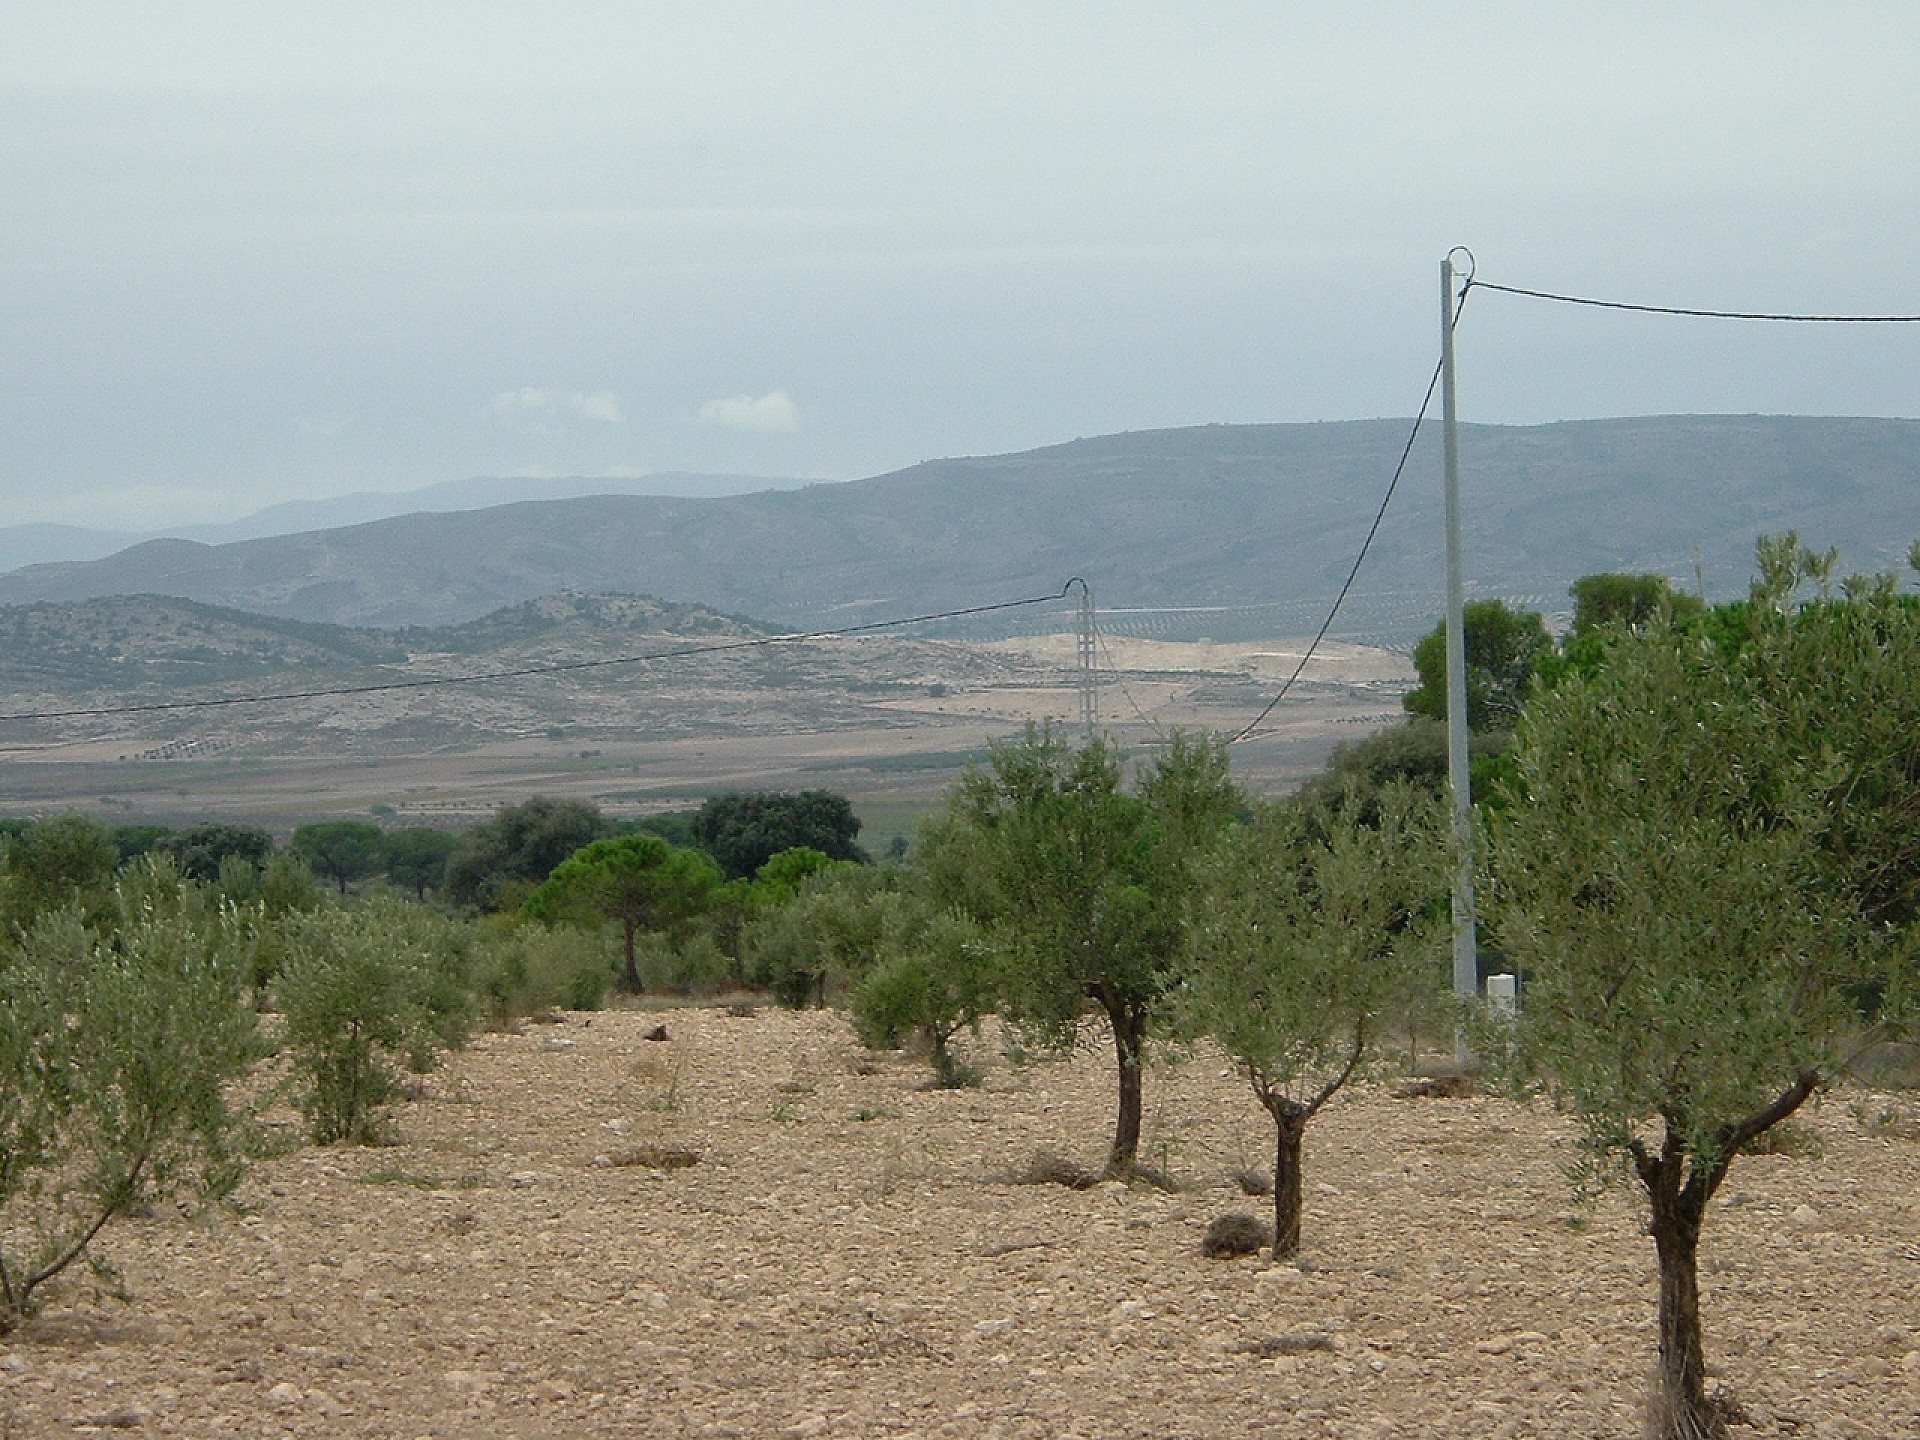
xmin=274 ymin=903 xmax=451 ymax=1144
xmin=468 ymin=918 xmax=619 ymax=1025
xmin=0 ymin=888 xmax=262 ymax=1333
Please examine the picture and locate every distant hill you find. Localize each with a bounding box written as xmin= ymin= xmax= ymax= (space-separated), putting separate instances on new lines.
xmin=0 ymin=471 xmax=812 ymax=573
xmin=3 ymin=417 xmax=1915 ymax=641
xmin=0 ymin=592 xmax=765 ymax=694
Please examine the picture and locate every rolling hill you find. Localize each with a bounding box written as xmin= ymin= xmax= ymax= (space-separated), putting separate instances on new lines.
xmin=3 ymin=416 xmax=1915 ymax=641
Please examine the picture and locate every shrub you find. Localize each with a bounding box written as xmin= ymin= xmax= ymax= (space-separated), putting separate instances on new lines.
xmin=468 ymin=918 xmax=618 ymax=1025
xmin=274 ymin=903 xmax=449 ymax=1144
xmin=0 ymin=889 xmax=261 ymax=1333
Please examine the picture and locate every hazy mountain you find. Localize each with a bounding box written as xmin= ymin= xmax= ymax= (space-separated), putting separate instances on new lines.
xmin=1 ymin=417 xmax=1914 ymax=642
xmin=0 ymin=471 xmax=812 ymax=572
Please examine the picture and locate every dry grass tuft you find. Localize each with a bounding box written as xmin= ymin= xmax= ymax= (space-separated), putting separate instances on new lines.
xmin=1201 ymin=1213 xmax=1271 ymax=1259
xmin=1007 ymin=1149 xmax=1099 ymax=1190
xmin=609 ymin=1143 xmax=699 ymax=1170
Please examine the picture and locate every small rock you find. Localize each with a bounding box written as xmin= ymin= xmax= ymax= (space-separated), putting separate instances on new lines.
xmin=266 ymin=1382 xmax=302 ymax=1409
xmin=0 ymin=1354 xmax=24 ymax=1373
xmin=603 ymin=1119 xmax=632 ymax=1135
xmin=1789 ymin=1204 xmax=1822 ymax=1227
xmin=540 ymin=1037 xmax=575 ymax=1053
xmin=645 ymin=1025 xmax=671 ymax=1042
xmin=508 ymin=1171 xmax=544 ymax=1188
xmin=592 ymin=1154 xmax=614 ymax=1168
xmin=534 ymin=1377 xmax=575 ymax=1402
xmin=974 ymin=1318 xmax=1016 ymax=1336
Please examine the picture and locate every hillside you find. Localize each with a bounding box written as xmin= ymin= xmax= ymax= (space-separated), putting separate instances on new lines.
xmin=5 ymin=417 xmax=1916 ymax=639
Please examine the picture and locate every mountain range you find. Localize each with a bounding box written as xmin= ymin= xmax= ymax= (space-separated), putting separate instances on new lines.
xmin=3 ymin=416 xmax=1915 ymax=643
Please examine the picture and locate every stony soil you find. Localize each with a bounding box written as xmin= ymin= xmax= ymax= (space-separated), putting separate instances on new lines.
xmin=4 ymin=1007 xmax=1917 ymax=1439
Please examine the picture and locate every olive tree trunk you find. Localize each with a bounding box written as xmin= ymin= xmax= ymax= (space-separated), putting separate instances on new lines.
xmin=1101 ymin=995 xmax=1148 ymax=1178
xmin=1267 ymin=1103 xmax=1308 ymax=1260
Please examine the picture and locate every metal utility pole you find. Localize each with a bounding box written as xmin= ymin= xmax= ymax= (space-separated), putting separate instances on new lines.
xmin=1076 ymin=580 xmax=1097 ymax=740
xmin=1441 ymin=253 xmax=1479 ymax=1010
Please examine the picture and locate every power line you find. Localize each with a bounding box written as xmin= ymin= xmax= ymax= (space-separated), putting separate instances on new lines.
xmin=0 ymin=583 xmax=1084 ymax=725
xmin=1226 ymin=306 xmax=1463 ymax=746
xmin=1468 ymin=279 xmax=1920 ymax=323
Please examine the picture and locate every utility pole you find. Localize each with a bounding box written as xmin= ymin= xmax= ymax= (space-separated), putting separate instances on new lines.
xmin=1076 ymin=579 xmax=1097 ymax=740
xmin=1441 ymin=253 xmax=1479 ymax=1018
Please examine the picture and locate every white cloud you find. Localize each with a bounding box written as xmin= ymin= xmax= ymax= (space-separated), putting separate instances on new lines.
xmin=489 ymin=388 xmax=624 ymax=424
xmin=696 ymin=390 xmax=799 ymax=433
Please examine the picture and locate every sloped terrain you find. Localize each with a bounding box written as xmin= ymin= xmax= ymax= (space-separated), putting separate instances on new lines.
xmin=2 ymin=1007 xmax=1915 ymax=1438
xmin=4 ymin=417 xmax=1916 ymax=638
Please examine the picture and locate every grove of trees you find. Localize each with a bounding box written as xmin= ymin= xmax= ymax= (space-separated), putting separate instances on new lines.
xmin=0 ymin=538 xmax=1913 ymax=1440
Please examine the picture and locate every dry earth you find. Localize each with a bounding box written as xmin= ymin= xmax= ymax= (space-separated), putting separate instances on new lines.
xmin=0 ymin=634 xmax=1412 ymax=827
xmin=5 ymin=1007 xmax=1917 ymax=1440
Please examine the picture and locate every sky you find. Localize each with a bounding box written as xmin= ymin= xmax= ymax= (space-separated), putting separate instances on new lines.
xmin=3 ymin=2 xmax=1918 ymax=529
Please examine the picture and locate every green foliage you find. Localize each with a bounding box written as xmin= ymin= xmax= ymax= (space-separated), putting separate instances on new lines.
xmin=922 ymin=726 xmax=1239 ymax=1174
xmin=1402 ymin=598 xmax=1551 ymax=732
xmin=290 ymin=820 xmax=386 ymax=896
xmin=0 ymin=813 xmax=119 ymax=929
xmin=691 ymin=790 xmax=868 ymax=880
xmin=848 ymin=907 xmax=999 ymax=1087
xmin=382 ymin=826 xmax=458 ymax=900
xmin=1568 ymin=571 xmax=1704 ymax=636
xmin=1184 ymin=785 xmax=1449 ymax=1099
xmin=1180 ymin=784 xmax=1448 ymax=1254
xmin=158 ymin=823 xmax=275 ymax=884
xmin=740 ymin=862 xmax=902 ymax=1007
xmin=443 ymin=796 xmax=612 ymax=912
xmin=273 ymin=901 xmax=456 ymax=1144
xmin=466 ymin=916 xmax=618 ymax=1024
xmin=1482 ymin=541 xmax=1920 ymax=1435
xmin=0 ymin=878 xmax=262 ymax=1333
xmin=522 ymin=832 xmax=722 ymax=990
xmin=109 ymin=824 xmax=173 ymax=863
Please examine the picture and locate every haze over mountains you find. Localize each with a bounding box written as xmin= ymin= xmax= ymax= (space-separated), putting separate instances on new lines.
xmin=4 ymin=417 xmax=1915 ymax=644
xmin=0 ymin=471 xmax=813 ymax=572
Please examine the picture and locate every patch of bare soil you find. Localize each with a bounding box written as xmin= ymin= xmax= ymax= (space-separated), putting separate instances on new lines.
xmin=5 ymin=1008 xmax=1916 ymax=1439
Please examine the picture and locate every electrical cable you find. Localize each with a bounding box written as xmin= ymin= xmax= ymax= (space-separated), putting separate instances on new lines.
xmin=0 ymin=582 xmax=1085 ymax=725
xmin=1226 ymin=291 xmax=1466 ymax=745
xmin=1467 ymin=279 xmax=1920 ymax=324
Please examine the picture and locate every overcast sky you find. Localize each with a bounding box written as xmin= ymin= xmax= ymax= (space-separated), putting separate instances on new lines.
xmin=4 ymin=3 xmax=1917 ymax=529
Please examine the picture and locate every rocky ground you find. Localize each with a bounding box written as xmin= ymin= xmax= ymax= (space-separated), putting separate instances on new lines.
xmin=3 ymin=1006 xmax=1917 ymax=1439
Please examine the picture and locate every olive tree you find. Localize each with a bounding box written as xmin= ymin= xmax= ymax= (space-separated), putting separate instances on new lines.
xmin=1180 ymin=784 xmax=1447 ymax=1258
xmin=0 ymin=873 xmax=262 ymax=1332
xmin=1484 ymin=552 xmax=1919 ymax=1438
xmin=922 ymin=726 xmax=1239 ymax=1178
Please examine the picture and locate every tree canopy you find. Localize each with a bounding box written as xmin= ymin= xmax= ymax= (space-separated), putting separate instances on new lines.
xmin=444 ymin=797 xmax=612 ymax=912
xmin=291 ymin=820 xmax=386 ymax=896
xmin=523 ymin=833 xmax=722 ymax=990
xmin=691 ymin=790 xmax=867 ymax=880
xmin=1402 ymin=598 xmax=1551 ymax=732
xmin=1484 ymin=545 xmax=1920 ymax=1438
xmin=1181 ymin=784 xmax=1447 ymax=1258
xmin=921 ymin=727 xmax=1239 ymax=1177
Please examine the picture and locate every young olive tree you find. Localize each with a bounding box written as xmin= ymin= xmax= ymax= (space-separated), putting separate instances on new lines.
xmin=1484 ymin=563 xmax=1918 ymax=1439
xmin=922 ymin=726 xmax=1239 ymax=1178
xmin=849 ymin=903 xmax=1001 ymax=1088
xmin=1180 ymin=784 xmax=1448 ymax=1258
xmin=274 ymin=901 xmax=455 ymax=1145
xmin=0 ymin=875 xmax=262 ymax=1332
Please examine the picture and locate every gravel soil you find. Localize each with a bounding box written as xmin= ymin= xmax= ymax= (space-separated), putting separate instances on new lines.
xmin=3 ymin=1006 xmax=1917 ymax=1439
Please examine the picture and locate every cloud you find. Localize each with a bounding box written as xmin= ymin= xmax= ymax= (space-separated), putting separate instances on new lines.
xmin=696 ymin=390 xmax=798 ymax=433
xmin=489 ymin=388 xmax=624 ymax=424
